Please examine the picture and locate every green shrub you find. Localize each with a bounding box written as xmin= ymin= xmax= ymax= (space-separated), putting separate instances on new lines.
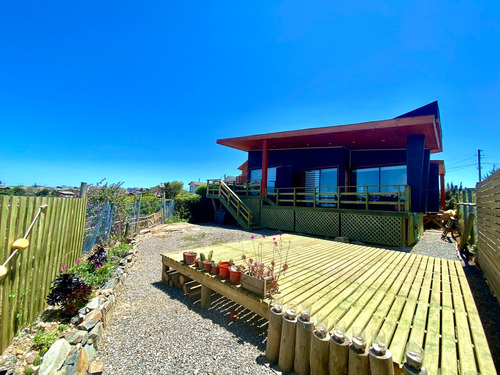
xmin=109 ymin=243 xmax=133 ymax=259
xmin=25 ymin=367 xmax=34 ymax=375
xmin=173 ymin=187 xmax=213 ymax=223
xmin=73 ymin=261 xmax=113 ymax=289
xmin=33 ymin=355 xmax=41 ymax=366
xmin=33 ymin=329 xmax=58 ymax=355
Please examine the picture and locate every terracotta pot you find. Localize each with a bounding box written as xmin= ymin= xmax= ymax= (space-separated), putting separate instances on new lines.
xmin=211 ymin=264 xmax=220 ymax=275
xmin=229 ymin=268 xmax=242 ymax=285
xmin=219 ymin=262 xmax=230 ymax=279
xmin=183 ymin=252 xmax=197 ymax=265
xmin=203 ymin=260 xmax=212 ymax=272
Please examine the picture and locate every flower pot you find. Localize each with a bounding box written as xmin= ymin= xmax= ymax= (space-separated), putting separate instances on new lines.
xmin=211 ymin=264 xmax=220 ymax=275
xmin=241 ymin=273 xmax=275 ymax=297
xmin=229 ymin=268 xmax=242 ymax=285
xmin=219 ymin=262 xmax=230 ymax=279
xmin=183 ymin=252 xmax=197 ymax=265
xmin=203 ymin=260 xmax=212 ymax=272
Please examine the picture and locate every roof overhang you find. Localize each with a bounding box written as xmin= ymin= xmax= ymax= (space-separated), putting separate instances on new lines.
xmin=217 ymin=114 xmax=443 ymax=154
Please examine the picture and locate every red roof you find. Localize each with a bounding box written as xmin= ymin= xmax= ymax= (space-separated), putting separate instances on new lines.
xmin=217 ymin=107 xmax=442 ymax=154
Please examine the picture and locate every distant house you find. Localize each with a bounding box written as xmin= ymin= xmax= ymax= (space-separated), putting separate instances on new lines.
xmin=0 ymin=185 xmax=10 ymax=190
xmin=57 ymin=190 xmax=77 ymax=198
xmin=189 ymin=181 xmax=204 ymax=194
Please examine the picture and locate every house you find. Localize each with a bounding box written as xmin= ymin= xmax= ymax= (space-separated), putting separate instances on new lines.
xmin=209 ymin=101 xmax=446 ymax=247
xmin=189 ymin=181 xmax=204 ymax=194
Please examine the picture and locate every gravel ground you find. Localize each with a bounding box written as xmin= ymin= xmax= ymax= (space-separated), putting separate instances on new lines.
xmin=96 ymin=223 xmax=500 ymax=374
xmin=96 ymin=223 xmax=278 ymax=375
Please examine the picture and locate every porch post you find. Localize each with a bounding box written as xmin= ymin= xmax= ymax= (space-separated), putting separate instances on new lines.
xmin=406 ymin=135 xmax=425 ymax=213
xmin=440 ymin=173 xmax=446 ymax=211
xmin=261 ymin=139 xmax=268 ymax=196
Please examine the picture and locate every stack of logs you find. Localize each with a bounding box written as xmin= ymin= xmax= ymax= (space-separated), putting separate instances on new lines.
xmin=162 ymin=266 xmax=202 ymax=300
xmin=265 ymin=307 xmax=427 ymax=375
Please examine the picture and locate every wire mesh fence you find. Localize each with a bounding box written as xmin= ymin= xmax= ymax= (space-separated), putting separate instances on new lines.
xmin=82 ymin=196 xmax=174 ymax=254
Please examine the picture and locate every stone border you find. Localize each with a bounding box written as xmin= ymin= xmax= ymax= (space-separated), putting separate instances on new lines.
xmin=35 ymin=244 xmax=138 ymax=375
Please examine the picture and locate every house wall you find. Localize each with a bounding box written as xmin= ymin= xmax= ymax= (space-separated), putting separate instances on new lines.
xmin=247 ymin=144 xmax=439 ymax=212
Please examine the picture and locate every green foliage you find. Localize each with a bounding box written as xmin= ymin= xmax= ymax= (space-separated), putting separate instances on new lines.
xmin=10 ymin=186 xmax=27 ymax=196
xmin=25 ymin=367 xmax=34 ymax=375
xmin=46 ymin=273 xmax=92 ymax=316
xmin=109 ymin=243 xmax=133 ymax=259
xmin=35 ymin=188 xmax=50 ymax=196
xmin=87 ymin=179 xmax=128 ymax=224
xmin=33 ymin=329 xmax=58 ymax=355
xmin=58 ymin=323 xmax=69 ymax=332
xmin=73 ymin=261 xmax=113 ymax=289
xmin=195 ymin=184 xmax=207 ymax=196
xmin=33 ymin=355 xmax=41 ymax=366
xmin=174 ymin=188 xmax=213 ymax=223
xmin=163 ymin=181 xmax=184 ymax=199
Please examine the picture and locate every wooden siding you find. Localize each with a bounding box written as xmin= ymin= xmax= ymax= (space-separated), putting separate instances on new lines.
xmin=476 ymin=169 xmax=500 ymax=305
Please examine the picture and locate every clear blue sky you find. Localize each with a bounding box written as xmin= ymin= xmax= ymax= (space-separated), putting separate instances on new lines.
xmin=1 ymin=1 xmax=499 ymax=189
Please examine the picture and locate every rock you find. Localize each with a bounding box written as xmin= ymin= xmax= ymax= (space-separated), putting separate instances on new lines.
xmin=86 ymin=298 xmax=100 ymax=310
xmin=65 ymin=330 xmax=88 ymax=346
xmin=139 ymin=228 xmax=150 ymax=235
xmin=115 ymin=267 xmax=124 ymax=276
xmin=83 ymin=344 xmax=96 ymax=362
xmin=39 ymin=338 xmax=71 ymax=375
xmin=57 ymin=365 xmax=77 ymax=375
xmin=69 ymin=316 xmax=80 ymax=325
xmin=88 ymin=361 xmax=103 ymax=374
xmin=102 ymin=278 xmax=118 ymax=291
xmin=119 ymin=259 xmax=127 ymax=267
xmin=88 ymin=323 xmax=103 ymax=349
xmin=120 ymin=273 xmax=127 ymax=283
xmin=77 ymin=310 xmax=102 ymax=332
xmin=126 ymin=254 xmax=133 ymax=262
xmin=74 ymin=348 xmax=89 ymax=375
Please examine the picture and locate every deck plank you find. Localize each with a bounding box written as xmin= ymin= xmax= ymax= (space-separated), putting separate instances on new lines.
xmin=160 ymin=233 xmax=496 ymax=374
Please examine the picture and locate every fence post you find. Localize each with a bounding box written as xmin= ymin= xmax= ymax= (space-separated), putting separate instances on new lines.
xmin=161 ymin=193 xmax=166 ymax=224
xmin=79 ymin=182 xmax=87 ymax=198
xmin=135 ymin=194 xmax=142 ymax=234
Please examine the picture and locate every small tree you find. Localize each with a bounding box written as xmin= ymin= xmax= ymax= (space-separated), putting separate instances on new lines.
xmin=163 ymin=181 xmax=184 ymax=199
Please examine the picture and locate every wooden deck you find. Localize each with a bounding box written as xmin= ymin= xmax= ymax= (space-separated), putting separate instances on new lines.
xmin=161 ymin=233 xmax=496 ymax=375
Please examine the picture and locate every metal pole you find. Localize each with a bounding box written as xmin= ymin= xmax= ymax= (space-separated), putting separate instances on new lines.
xmin=478 ymin=149 xmax=482 ymax=183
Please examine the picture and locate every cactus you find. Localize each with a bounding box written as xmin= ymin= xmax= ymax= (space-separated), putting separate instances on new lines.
xmin=200 ymin=252 xmax=206 ymax=262
xmin=207 ymin=250 xmax=213 ymax=262
xmin=228 ymin=259 xmax=233 ymax=267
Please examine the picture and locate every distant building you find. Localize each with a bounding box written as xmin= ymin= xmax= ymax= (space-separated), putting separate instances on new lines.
xmin=0 ymin=185 xmax=10 ymax=190
xmin=189 ymin=181 xmax=204 ymax=194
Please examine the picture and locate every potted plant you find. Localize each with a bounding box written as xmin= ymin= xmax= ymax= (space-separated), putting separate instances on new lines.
xmin=211 ymin=262 xmax=220 ymax=275
xmin=218 ymin=260 xmax=231 ymax=280
xmin=183 ymin=251 xmax=197 ymax=265
xmin=203 ymin=251 xmax=214 ymax=272
xmin=240 ymin=234 xmax=290 ymax=297
xmin=229 ymin=264 xmax=244 ymax=285
xmin=198 ymin=253 xmax=206 ymax=269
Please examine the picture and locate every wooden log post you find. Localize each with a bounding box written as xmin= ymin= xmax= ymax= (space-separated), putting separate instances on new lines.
xmin=329 ymin=331 xmax=350 ymax=375
xmin=161 ymin=264 xmax=169 ymax=284
xmin=265 ymin=308 xmax=285 ymax=363
xmin=183 ymin=281 xmax=200 ymax=295
xmin=201 ymin=285 xmax=212 ymax=309
xmin=294 ymin=316 xmax=314 ymax=375
xmin=369 ymin=347 xmax=395 ymax=375
xmin=310 ymin=330 xmax=330 ymax=375
xmin=278 ymin=315 xmax=297 ymax=373
xmin=348 ymin=344 xmax=369 ymax=375
xmin=179 ymin=274 xmax=192 ymax=285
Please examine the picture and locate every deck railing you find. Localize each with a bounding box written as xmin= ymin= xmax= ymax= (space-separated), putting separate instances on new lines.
xmin=266 ymin=185 xmax=411 ymax=212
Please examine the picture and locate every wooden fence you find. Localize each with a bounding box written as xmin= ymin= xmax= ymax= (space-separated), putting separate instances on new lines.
xmin=476 ymin=169 xmax=500 ymax=304
xmin=0 ymin=195 xmax=86 ymax=352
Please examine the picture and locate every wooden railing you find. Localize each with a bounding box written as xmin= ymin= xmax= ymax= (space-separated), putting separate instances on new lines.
xmin=206 ymin=180 xmax=253 ymax=229
xmin=266 ymin=185 xmax=411 ymax=212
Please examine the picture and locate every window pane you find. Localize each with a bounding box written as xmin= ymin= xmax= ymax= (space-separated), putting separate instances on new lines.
xmin=380 ymin=165 xmax=407 ymax=188
xmin=250 ymin=169 xmax=262 ymax=182
xmin=353 ymin=167 xmax=379 ymax=193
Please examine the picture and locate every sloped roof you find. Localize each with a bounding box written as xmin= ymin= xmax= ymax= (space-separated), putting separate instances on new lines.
xmin=217 ymin=102 xmax=443 ymax=154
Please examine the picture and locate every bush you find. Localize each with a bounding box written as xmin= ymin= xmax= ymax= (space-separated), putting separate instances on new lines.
xmin=109 ymin=243 xmax=133 ymax=259
xmin=173 ymin=186 xmax=214 ymax=223
xmin=33 ymin=329 xmax=59 ymax=355
xmin=46 ymin=274 xmax=92 ymax=316
xmin=73 ymin=261 xmax=113 ymax=289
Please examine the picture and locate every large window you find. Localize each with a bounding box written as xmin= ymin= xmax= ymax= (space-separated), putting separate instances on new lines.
xmin=305 ymin=167 xmax=338 ymax=207
xmin=249 ymin=167 xmax=277 ymax=192
xmin=353 ymin=165 xmax=407 ymax=192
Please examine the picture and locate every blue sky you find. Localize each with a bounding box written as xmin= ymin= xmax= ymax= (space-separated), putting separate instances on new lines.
xmin=1 ymin=1 xmax=499 ymax=189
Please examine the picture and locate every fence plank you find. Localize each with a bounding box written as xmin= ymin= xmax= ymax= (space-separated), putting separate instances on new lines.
xmin=0 ymin=196 xmax=87 ymax=352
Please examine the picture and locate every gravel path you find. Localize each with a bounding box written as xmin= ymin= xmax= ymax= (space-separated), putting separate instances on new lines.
xmin=96 ymin=223 xmax=500 ymax=374
xmin=96 ymin=223 xmax=277 ymax=375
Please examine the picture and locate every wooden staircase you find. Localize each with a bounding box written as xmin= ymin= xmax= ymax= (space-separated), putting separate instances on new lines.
xmin=207 ymin=180 xmax=254 ymax=230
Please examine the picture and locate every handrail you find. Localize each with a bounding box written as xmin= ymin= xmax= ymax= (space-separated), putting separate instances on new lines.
xmin=266 ymin=185 xmax=411 ymax=212
xmin=206 ymin=179 xmax=253 ymax=229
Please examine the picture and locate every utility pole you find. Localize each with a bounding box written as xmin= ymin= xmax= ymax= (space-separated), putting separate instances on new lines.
xmin=478 ymin=149 xmax=482 ymax=183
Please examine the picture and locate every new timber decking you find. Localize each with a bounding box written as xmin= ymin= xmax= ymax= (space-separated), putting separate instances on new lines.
xmin=161 ymin=234 xmax=496 ymax=375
